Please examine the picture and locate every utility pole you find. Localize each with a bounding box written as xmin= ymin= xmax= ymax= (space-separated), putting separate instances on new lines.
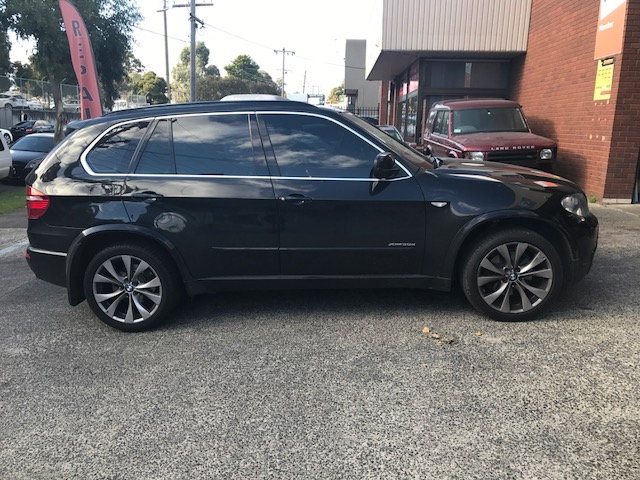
xmin=174 ymin=1 xmax=213 ymax=102
xmin=274 ymin=47 xmax=295 ymax=98
xmin=302 ymin=70 xmax=306 ymax=94
xmin=158 ymin=0 xmax=171 ymax=102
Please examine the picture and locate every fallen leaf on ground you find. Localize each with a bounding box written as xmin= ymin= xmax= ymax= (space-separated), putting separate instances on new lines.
xmin=475 ymin=331 xmax=484 ymax=337
xmin=435 ymin=341 xmax=443 ymax=347
xmin=431 ymin=333 xmax=440 ymax=339
xmin=422 ymin=327 xmax=430 ymax=334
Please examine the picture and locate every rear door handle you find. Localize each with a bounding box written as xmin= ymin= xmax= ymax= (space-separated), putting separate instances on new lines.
xmin=278 ymin=193 xmax=313 ymax=205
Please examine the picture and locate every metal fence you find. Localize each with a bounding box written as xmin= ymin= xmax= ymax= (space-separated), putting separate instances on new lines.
xmin=0 ymin=75 xmax=80 ymax=111
xmin=347 ymin=106 xmax=380 ymax=121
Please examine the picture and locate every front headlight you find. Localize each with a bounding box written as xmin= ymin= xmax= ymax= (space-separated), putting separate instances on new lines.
xmin=561 ymin=193 xmax=589 ymax=217
xmin=468 ymin=151 xmax=485 ymax=161
xmin=540 ymin=148 xmax=553 ymax=160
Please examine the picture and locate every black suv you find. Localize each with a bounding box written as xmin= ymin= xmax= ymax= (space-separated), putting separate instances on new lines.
xmin=25 ymin=97 xmax=598 ymax=331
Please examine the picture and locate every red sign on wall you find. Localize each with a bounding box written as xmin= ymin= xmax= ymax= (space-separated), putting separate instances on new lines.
xmin=594 ymin=0 xmax=627 ymax=60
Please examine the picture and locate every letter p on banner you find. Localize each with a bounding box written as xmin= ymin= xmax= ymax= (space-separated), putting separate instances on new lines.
xmin=59 ymin=0 xmax=103 ymax=119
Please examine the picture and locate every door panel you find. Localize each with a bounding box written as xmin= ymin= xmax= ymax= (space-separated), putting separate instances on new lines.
xmin=123 ymin=114 xmax=279 ymax=279
xmin=272 ymin=177 xmax=426 ymax=275
xmin=259 ymin=112 xmax=426 ymax=276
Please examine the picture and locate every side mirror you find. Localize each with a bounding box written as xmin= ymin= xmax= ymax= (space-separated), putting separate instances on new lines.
xmin=373 ymin=152 xmax=400 ymax=179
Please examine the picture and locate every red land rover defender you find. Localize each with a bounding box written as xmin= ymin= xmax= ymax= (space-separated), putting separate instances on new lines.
xmin=422 ymin=99 xmax=556 ymax=171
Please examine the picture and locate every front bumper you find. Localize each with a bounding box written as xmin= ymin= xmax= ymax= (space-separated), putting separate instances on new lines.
xmin=568 ymin=213 xmax=599 ymax=282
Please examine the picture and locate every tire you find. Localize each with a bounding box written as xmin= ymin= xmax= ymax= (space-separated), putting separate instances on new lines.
xmin=3 ymin=133 xmax=10 ymax=144
xmin=83 ymin=243 xmax=182 ymax=331
xmin=461 ymin=228 xmax=563 ymax=322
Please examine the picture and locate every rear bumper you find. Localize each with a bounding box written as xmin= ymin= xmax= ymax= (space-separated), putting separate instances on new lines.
xmin=25 ymin=246 xmax=67 ymax=288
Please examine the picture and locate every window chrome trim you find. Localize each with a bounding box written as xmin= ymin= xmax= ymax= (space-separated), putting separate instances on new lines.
xmin=29 ymin=247 xmax=67 ymax=257
xmin=79 ymin=110 xmax=413 ymax=180
xmin=80 ymin=116 xmax=157 ymax=176
xmin=257 ymin=110 xmax=412 ymax=179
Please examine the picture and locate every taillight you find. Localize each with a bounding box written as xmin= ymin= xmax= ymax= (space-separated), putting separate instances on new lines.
xmin=26 ymin=186 xmax=50 ymax=219
xmin=26 ymin=128 xmax=33 ymax=133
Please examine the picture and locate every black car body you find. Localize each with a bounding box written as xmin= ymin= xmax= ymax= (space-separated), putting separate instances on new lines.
xmin=8 ymin=133 xmax=54 ymax=181
xmin=25 ymin=98 xmax=598 ymax=331
xmin=10 ymin=120 xmax=55 ymax=140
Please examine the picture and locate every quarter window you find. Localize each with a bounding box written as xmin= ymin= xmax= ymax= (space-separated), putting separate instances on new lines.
xmin=85 ymin=121 xmax=149 ymax=174
xmin=262 ymin=114 xmax=379 ymax=178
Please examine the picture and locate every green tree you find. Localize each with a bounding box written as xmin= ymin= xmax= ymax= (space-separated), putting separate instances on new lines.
xmin=171 ymin=41 xmax=220 ymax=102
xmin=3 ymin=0 xmax=141 ymax=140
xmin=131 ymin=71 xmax=168 ymax=105
xmin=0 ymin=24 xmax=10 ymax=74
xmin=224 ymin=54 xmax=261 ymax=81
xmin=328 ymin=81 xmax=345 ymax=103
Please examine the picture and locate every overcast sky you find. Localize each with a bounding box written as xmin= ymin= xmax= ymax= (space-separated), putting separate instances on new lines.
xmin=9 ymin=0 xmax=378 ymax=96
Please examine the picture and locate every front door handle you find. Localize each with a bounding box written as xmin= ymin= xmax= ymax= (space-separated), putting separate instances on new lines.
xmin=279 ymin=193 xmax=313 ymax=205
xmin=131 ymin=191 xmax=163 ymax=202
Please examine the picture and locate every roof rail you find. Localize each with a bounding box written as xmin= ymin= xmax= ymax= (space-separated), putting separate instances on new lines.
xmin=220 ymin=94 xmax=288 ymax=102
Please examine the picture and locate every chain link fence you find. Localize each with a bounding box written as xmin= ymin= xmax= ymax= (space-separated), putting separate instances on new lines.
xmin=1 ymin=75 xmax=80 ymax=110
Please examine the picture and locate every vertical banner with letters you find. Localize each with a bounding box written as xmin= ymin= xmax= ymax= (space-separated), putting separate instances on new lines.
xmin=58 ymin=0 xmax=103 ymax=119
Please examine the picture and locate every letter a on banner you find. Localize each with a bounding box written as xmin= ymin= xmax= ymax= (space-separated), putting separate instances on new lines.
xmin=59 ymin=0 xmax=103 ymax=119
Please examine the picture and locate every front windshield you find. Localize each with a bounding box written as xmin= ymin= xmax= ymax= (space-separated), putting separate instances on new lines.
xmin=12 ymin=135 xmax=54 ymax=153
xmin=452 ymin=107 xmax=528 ymax=134
xmin=380 ymin=127 xmax=404 ymax=143
xmin=342 ymin=113 xmax=432 ymax=170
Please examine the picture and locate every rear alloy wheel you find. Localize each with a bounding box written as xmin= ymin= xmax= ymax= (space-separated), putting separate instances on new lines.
xmin=84 ymin=244 xmax=181 ymax=331
xmin=461 ymin=229 xmax=563 ymax=321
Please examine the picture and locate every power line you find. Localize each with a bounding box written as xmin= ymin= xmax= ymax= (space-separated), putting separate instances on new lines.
xmin=133 ymin=25 xmax=188 ymax=44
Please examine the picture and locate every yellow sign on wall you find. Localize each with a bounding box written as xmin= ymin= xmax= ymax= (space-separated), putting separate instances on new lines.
xmin=594 ymin=58 xmax=614 ymax=101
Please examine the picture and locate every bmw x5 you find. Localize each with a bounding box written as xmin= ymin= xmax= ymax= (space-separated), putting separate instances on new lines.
xmin=25 ymin=98 xmax=598 ymax=331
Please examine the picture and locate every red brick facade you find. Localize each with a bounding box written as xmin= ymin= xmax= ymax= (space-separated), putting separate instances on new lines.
xmin=511 ymin=0 xmax=640 ymax=201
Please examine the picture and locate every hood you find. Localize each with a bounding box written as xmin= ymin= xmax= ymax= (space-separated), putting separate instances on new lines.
xmin=452 ymin=131 xmax=557 ymax=151
xmin=431 ymin=158 xmax=579 ymax=194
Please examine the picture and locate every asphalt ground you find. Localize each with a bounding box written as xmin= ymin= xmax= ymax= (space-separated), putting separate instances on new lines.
xmin=0 ymin=202 xmax=638 ymax=479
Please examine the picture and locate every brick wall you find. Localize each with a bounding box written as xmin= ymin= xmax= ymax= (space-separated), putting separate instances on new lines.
xmin=511 ymin=0 xmax=639 ymax=202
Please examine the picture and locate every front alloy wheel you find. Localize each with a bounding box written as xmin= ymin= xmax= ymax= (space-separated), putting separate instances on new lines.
xmin=84 ymin=244 xmax=180 ymax=331
xmin=462 ymin=229 xmax=563 ymax=321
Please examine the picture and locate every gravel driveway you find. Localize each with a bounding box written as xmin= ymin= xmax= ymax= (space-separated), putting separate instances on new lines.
xmin=0 ymin=203 xmax=638 ymax=479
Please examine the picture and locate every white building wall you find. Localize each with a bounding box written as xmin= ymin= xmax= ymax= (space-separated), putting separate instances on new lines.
xmin=345 ymin=40 xmax=380 ymax=109
xmin=382 ymin=0 xmax=531 ymax=52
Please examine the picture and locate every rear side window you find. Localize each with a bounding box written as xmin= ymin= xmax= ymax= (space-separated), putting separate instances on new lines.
xmin=433 ymin=111 xmax=449 ymax=135
xmin=136 ymin=120 xmax=174 ymax=174
xmin=173 ymin=114 xmax=259 ymax=176
xmin=85 ymin=121 xmax=149 ymax=174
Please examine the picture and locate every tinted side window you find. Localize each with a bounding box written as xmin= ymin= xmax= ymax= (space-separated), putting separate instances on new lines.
xmin=433 ymin=111 xmax=449 ymax=135
xmin=85 ymin=121 xmax=149 ymax=174
xmin=262 ymin=114 xmax=379 ymax=178
xmin=172 ymin=114 xmax=261 ymax=176
xmin=136 ymin=120 xmax=174 ymax=174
